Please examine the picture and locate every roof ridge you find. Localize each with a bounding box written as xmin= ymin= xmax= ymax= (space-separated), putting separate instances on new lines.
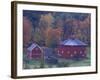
xmin=61 ymin=39 xmax=87 ymax=46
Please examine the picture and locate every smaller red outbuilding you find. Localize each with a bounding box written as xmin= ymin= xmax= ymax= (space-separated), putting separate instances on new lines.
xmin=27 ymin=43 xmax=42 ymax=59
xmin=57 ymin=39 xmax=87 ymax=59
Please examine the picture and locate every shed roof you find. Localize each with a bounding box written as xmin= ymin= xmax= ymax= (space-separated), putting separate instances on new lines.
xmin=27 ymin=43 xmax=42 ymax=51
xmin=60 ymin=39 xmax=87 ymax=46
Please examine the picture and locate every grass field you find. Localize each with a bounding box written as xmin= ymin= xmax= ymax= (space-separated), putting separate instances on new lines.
xmin=23 ymin=47 xmax=90 ymax=69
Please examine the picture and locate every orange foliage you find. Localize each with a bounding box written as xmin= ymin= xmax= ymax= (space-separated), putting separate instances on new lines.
xmin=45 ymin=27 xmax=63 ymax=46
xmin=23 ymin=16 xmax=32 ymax=45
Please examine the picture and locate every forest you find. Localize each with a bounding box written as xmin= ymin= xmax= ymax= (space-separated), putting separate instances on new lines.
xmin=23 ymin=10 xmax=91 ymax=48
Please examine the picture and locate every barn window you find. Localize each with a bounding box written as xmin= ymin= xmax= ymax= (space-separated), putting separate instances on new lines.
xmin=70 ymin=54 xmax=73 ymax=57
xmin=62 ymin=50 xmax=64 ymax=54
xmin=74 ymin=51 xmax=77 ymax=54
xmin=80 ymin=51 xmax=83 ymax=54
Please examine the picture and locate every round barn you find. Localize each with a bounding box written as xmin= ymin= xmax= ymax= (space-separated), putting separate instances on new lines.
xmin=57 ymin=39 xmax=87 ymax=60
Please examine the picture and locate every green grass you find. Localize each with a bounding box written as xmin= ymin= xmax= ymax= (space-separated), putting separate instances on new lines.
xmin=23 ymin=47 xmax=91 ymax=69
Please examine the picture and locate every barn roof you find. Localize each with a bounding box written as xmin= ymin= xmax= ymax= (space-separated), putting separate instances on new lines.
xmin=27 ymin=43 xmax=42 ymax=51
xmin=60 ymin=39 xmax=87 ymax=46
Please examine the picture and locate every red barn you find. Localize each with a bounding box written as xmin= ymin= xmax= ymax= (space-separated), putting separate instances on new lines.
xmin=57 ymin=39 xmax=87 ymax=59
xmin=27 ymin=43 xmax=42 ymax=59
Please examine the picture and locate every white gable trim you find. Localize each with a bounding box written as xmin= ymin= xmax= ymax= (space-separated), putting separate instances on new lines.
xmin=27 ymin=43 xmax=42 ymax=51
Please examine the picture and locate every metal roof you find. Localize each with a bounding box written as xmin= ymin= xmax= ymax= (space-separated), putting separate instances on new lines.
xmin=27 ymin=43 xmax=42 ymax=51
xmin=60 ymin=39 xmax=87 ymax=46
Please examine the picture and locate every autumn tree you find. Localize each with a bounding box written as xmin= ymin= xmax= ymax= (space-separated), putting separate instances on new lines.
xmin=23 ymin=16 xmax=33 ymax=47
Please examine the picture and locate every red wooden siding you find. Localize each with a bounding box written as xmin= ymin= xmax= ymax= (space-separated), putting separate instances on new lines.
xmin=57 ymin=46 xmax=87 ymax=59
